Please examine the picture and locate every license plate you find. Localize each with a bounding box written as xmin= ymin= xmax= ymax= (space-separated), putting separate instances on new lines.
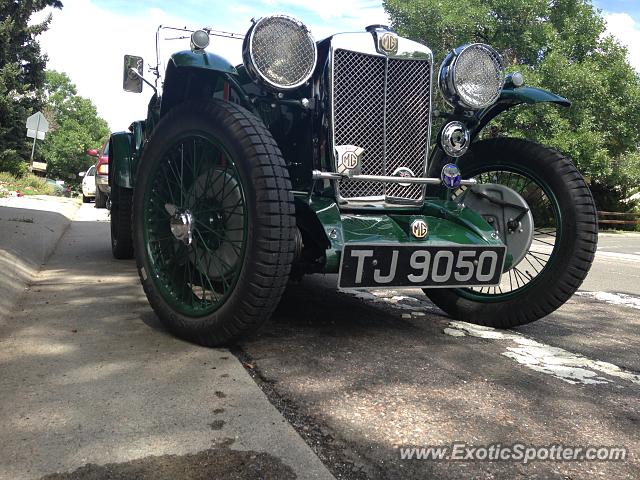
xmin=338 ymin=244 xmax=506 ymax=289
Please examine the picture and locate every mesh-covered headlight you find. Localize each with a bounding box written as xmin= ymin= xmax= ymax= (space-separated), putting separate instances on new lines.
xmin=242 ymin=15 xmax=317 ymax=91
xmin=439 ymin=44 xmax=505 ymax=110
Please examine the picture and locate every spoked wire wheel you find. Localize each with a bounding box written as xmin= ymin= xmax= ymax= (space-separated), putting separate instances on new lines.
xmin=452 ymin=168 xmax=559 ymax=298
xmin=143 ymin=134 xmax=247 ymax=316
xmin=424 ymin=138 xmax=597 ymax=328
xmin=133 ymin=100 xmax=295 ymax=346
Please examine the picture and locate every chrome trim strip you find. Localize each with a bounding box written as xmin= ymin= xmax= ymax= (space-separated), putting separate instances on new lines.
xmin=312 ymin=170 xmax=477 ymax=186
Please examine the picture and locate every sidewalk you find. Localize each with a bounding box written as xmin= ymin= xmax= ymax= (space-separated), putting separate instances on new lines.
xmin=0 ymin=196 xmax=80 ymax=326
xmin=0 ymin=202 xmax=334 ymax=479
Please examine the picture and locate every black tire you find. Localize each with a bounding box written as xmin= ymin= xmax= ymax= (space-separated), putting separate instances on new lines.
xmin=424 ymin=139 xmax=597 ymax=328
xmin=82 ymin=194 xmax=90 ymax=203
xmin=133 ymin=99 xmax=295 ymax=346
xmin=95 ymin=187 xmax=107 ymax=208
xmin=111 ymin=184 xmax=134 ymax=259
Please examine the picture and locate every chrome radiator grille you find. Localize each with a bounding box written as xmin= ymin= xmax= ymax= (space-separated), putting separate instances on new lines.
xmin=331 ymin=48 xmax=432 ymax=202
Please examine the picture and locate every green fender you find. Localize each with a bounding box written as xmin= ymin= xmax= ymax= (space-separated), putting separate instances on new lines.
xmin=109 ymin=131 xmax=134 ymax=189
xmin=160 ymin=50 xmax=253 ymax=116
xmin=169 ymin=50 xmax=238 ymax=74
xmin=471 ymin=84 xmax=571 ymax=139
xmin=110 ymin=121 xmax=146 ymax=189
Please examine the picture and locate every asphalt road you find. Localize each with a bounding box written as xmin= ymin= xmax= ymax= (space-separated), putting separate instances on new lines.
xmin=240 ymin=232 xmax=640 ymax=479
xmin=579 ymin=233 xmax=640 ymax=295
xmin=2 ymin=203 xmax=639 ymax=479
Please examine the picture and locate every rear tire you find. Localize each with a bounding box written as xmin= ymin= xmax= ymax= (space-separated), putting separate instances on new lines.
xmin=424 ymin=139 xmax=597 ymax=328
xmin=111 ymin=184 xmax=134 ymax=259
xmin=95 ymin=187 xmax=107 ymax=208
xmin=82 ymin=194 xmax=90 ymax=203
xmin=133 ymin=99 xmax=295 ymax=346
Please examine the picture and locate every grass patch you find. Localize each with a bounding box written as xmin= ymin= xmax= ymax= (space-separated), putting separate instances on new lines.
xmin=0 ymin=172 xmax=56 ymax=196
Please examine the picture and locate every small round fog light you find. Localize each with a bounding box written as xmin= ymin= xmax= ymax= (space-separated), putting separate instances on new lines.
xmin=191 ymin=30 xmax=210 ymax=51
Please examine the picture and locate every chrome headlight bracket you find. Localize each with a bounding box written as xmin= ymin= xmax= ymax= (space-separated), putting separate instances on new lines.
xmin=242 ymin=15 xmax=317 ymax=91
xmin=439 ymin=43 xmax=505 ymax=110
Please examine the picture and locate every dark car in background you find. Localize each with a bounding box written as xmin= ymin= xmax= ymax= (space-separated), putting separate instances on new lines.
xmin=87 ymin=141 xmax=109 ymax=208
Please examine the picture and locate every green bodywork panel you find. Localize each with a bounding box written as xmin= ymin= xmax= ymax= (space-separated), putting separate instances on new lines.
xmin=111 ymin=120 xmax=146 ymax=189
xmin=110 ymin=130 xmax=135 ymax=189
xmin=305 ymin=195 xmax=507 ymax=273
xmin=169 ymin=50 xmax=238 ymax=74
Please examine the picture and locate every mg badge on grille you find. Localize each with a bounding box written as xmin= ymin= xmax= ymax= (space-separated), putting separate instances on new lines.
xmin=335 ymin=145 xmax=364 ymax=175
xmin=379 ymin=32 xmax=398 ymax=55
xmin=411 ymin=219 xmax=428 ymax=239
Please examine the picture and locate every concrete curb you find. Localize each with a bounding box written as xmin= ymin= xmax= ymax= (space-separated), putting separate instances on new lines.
xmin=0 ymin=196 xmax=80 ymax=326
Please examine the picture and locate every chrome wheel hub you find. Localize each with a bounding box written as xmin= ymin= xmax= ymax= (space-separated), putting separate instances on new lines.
xmin=166 ymin=203 xmax=194 ymax=246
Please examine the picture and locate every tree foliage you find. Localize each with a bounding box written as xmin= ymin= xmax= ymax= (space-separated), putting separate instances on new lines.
xmin=384 ymin=0 xmax=640 ymax=209
xmin=40 ymin=71 xmax=109 ymax=181
xmin=0 ymin=0 xmax=63 ymax=175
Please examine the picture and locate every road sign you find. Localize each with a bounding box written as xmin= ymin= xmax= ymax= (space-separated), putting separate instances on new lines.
xmin=31 ymin=161 xmax=47 ymax=172
xmin=26 ymin=112 xmax=49 ymax=133
xmin=27 ymin=129 xmax=45 ymax=140
xmin=25 ymin=111 xmax=49 ymax=165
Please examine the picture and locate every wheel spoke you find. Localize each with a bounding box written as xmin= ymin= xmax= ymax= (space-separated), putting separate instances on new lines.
xmin=466 ymin=168 xmax=559 ymax=297
xmin=143 ymin=134 xmax=247 ymax=316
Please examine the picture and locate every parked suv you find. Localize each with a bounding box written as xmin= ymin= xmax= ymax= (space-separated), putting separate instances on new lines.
xmin=88 ymin=141 xmax=109 ymax=208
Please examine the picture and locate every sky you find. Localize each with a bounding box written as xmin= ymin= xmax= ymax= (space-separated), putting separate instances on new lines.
xmin=30 ymin=0 xmax=640 ymax=133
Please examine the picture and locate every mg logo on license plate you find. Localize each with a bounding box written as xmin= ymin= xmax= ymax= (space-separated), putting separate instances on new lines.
xmin=411 ymin=219 xmax=428 ymax=239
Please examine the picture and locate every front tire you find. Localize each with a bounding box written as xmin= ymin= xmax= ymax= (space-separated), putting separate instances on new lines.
xmin=425 ymin=139 xmax=597 ymax=328
xmin=133 ymin=100 xmax=295 ymax=346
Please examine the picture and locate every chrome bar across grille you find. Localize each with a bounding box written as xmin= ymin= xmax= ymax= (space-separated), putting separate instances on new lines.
xmin=330 ymin=44 xmax=432 ymax=205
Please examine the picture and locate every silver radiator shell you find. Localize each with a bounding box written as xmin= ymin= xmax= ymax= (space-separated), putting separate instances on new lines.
xmin=329 ymin=33 xmax=433 ymax=208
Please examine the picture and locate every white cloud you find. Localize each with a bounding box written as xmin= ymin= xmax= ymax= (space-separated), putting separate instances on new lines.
xmin=33 ymin=0 xmax=247 ymax=132
xmin=32 ymin=0 xmax=390 ymax=132
xmin=262 ymin=0 xmax=389 ymax=38
xmin=604 ymin=12 xmax=640 ymax=72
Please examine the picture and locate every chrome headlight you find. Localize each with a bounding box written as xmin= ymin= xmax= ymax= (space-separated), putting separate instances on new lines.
xmin=242 ymin=15 xmax=317 ymax=91
xmin=439 ymin=44 xmax=505 ymax=110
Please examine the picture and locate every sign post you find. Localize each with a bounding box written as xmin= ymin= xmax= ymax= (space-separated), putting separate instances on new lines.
xmin=25 ymin=112 xmax=49 ymax=171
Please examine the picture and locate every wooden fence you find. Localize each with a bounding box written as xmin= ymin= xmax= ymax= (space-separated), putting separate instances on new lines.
xmin=597 ymin=211 xmax=640 ymax=227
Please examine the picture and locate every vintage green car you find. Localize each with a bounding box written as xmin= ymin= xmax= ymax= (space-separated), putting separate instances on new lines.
xmin=109 ymin=15 xmax=597 ymax=346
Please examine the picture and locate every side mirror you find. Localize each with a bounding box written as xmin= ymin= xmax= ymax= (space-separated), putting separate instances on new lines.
xmin=123 ymin=55 xmax=144 ymax=93
xmin=78 ymin=171 xmax=86 ymax=178
xmin=86 ymin=149 xmax=99 ymax=157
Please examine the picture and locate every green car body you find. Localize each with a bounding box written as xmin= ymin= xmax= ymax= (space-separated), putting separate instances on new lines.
xmin=108 ymin=18 xmax=596 ymax=346
xmin=110 ymin=52 xmax=566 ymax=268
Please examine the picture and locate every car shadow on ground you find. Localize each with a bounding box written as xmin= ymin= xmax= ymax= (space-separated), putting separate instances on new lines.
xmin=238 ymin=277 xmax=640 ymax=480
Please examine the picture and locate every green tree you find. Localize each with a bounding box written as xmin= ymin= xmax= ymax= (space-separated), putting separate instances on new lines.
xmin=384 ymin=0 xmax=640 ymax=209
xmin=0 ymin=0 xmax=63 ymax=175
xmin=40 ymin=71 xmax=109 ymax=180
